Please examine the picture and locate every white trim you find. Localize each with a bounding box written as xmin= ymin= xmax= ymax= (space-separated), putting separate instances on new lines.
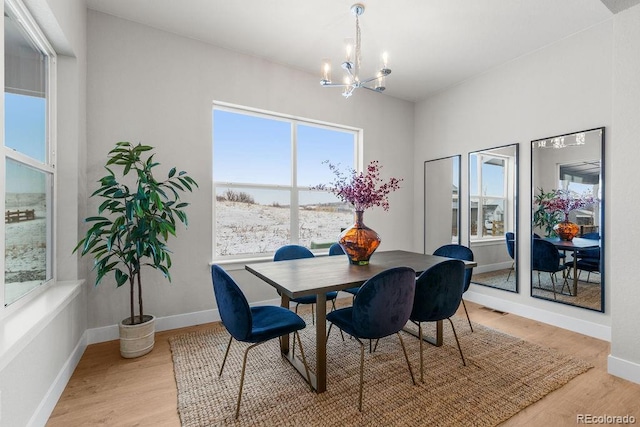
xmin=464 ymin=289 xmax=611 ymax=341
xmin=472 ymin=261 xmax=513 ymax=274
xmin=27 ymin=330 xmax=87 ymax=427
xmin=86 ymin=297 xmax=283 ymax=344
xmin=0 ymin=280 xmax=83 ymax=372
xmin=608 ymin=355 xmax=640 ymax=385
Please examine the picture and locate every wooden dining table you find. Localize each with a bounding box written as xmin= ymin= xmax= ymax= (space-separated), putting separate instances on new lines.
xmin=543 ymin=237 xmax=600 ymax=296
xmin=245 ymin=249 xmax=477 ymax=393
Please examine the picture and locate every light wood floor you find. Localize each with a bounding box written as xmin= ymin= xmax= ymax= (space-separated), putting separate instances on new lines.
xmin=47 ymin=300 xmax=640 ymax=426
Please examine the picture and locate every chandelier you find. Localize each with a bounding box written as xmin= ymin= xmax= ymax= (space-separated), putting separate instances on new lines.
xmin=320 ymin=3 xmax=391 ymax=98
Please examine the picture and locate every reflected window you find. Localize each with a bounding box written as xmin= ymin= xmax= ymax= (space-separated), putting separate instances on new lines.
xmin=213 ymin=105 xmax=357 ymax=258
xmin=470 ymin=153 xmax=509 ymax=239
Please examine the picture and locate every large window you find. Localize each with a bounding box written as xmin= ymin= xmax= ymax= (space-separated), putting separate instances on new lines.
xmin=469 ymin=153 xmax=509 ymax=240
xmin=3 ymin=0 xmax=56 ymax=307
xmin=213 ymin=105 xmax=358 ymax=259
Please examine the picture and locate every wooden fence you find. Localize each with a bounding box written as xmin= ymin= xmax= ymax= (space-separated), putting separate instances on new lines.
xmin=5 ymin=209 xmax=35 ymax=223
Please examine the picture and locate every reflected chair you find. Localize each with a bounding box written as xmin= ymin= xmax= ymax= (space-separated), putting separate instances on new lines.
xmin=532 ymin=238 xmax=570 ymax=299
xmin=211 ymin=265 xmax=311 ymax=419
xmin=572 ymin=232 xmax=600 ymax=283
xmin=505 ymin=232 xmax=516 ymax=281
xmin=433 ymin=244 xmax=474 ymax=331
xmin=326 ymin=267 xmax=417 ymax=411
xmin=329 ymin=243 xmax=360 ymax=296
xmin=410 ymin=259 xmax=467 ymax=381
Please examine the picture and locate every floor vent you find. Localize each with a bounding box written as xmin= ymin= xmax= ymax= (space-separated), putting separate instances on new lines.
xmin=479 ymin=306 xmax=509 ymax=315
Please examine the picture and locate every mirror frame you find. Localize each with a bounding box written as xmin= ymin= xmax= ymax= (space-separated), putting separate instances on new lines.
xmin=530 ymin=127 xmax=605 ymax=312
xmin=424 ymin=155 xmax=461 ymax=253
xmin=467 ymin=143 xmax=520 ymax=293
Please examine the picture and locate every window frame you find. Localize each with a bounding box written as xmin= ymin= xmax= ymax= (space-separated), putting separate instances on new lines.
xmin=469 ymin=152 xmax=511 ymax=242
xmin=1 ymin=0 xmax=57 ymax=314
xmin=212 ymin=102 xmax=361 ymax=262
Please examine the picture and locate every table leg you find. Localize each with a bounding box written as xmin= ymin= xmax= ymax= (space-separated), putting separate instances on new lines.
xmin=280 ymin=294 xmax=290 ymax=353
xmin=315 ymin=293 xmax=327 ymax=393
xmin=403 ymin=320 xmax=443 ymax=347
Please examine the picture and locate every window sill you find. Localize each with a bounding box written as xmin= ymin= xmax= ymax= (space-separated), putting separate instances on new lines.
xmin=0 ymin=280 xmax=83 ymax=371
xmin=211 ymin=251 xmax=333 ymax=271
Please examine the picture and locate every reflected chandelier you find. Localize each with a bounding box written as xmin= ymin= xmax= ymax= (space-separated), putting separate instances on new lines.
xmin=320 ymin=3 xmax=391 ymax=98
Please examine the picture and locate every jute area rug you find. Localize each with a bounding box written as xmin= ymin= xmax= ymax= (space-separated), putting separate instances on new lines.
xmin=169 ymin=315 xmax=591 ymax=426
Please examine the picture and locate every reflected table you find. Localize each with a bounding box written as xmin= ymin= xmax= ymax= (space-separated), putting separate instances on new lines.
xmin=246 ymin=250 xmax=476 ymax=393
xmin=543 ymin=237 xmax=600 ymax=296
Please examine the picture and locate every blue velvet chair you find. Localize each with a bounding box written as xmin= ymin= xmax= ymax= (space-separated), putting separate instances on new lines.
xmin=572 ymin=232 xmax=600 ymax=283
xmin=432 ymin=244 xmax=474 ymax=332
xmin=329 ymin=243 xmax=360 ymax=296
xmin=274 ymin=245 xmax=339 ymax=318
xmin=326 ymin=267 xmax=417 ymax=411
xmin=410 ymin=259 xmax=467 ymax=382
xmin=532 ymin=238 xmax=570 ymax=298
xmin=505 ymin=232 xmax=516 ymax=281
xmin=211 ymin=265 xmax=311 ymax=419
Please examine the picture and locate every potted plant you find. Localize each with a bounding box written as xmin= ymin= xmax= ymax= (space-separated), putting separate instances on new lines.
xmin=75 ymin=142 xmax=198 ymax=358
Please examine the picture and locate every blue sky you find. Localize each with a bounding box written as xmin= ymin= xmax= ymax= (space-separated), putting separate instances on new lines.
xmin=4 ymin=93 xmax=47 ymax=193
xmin=213 ymin=109 xmax=354 ymax=204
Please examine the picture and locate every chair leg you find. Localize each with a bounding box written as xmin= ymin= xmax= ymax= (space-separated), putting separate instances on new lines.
xmin=506 ymin=261 xmax=514 ymax=281
xmin=447 ymin=318 xmax=466 ymax=366
xmin=219 ymin=335 xmax=233 ymax=376
xmin=235 ymin=341 xmax=261 ymax=419
xmin=461 ymin=299 xmax=473 ymax=332
xmin=549 ymin=273 xmax=557 ymax=299
xmin=418 ymin=322 xmax=424 ymax=382
xmin=397 ymin=332 xmax=416 ymax=385
xmin=355 ymin=338 xmax=366 ymax=412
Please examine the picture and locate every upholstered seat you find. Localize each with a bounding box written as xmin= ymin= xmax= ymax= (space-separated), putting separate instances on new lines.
xmin=432 ymin=244 xmax=474 ymax=331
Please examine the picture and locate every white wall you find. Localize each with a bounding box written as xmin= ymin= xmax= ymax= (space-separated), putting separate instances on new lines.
xmin=85 ymin=11 xmax=415 ymax=329
xmin=609 ymin=4 xmax=640 ymax=382
xmin=413 ymin=20 xmax=613 ymax=328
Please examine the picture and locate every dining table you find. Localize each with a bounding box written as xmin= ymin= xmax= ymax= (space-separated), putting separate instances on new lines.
xmin=543 ymin=237 xmax=600 ymax=296
xmin=245 ymin=249 xmax=477 ymax=393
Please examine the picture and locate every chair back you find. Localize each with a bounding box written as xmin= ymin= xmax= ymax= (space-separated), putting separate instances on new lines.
xmin=433 ymin=244 xmax=474 ymax=292
xmin=328 ymin=243 xmax=345 ymax=256
xmin=211 ymin=265 xmax=252 ymax=341
xmin=274 ymin=244 xmax=314 ymax=261
xmin=411 ymin=259 xmax=466 ymax=322
xmin=531 ymin=239 xmax=562 ymax=273
xmin=505 ymin=232 xmax=515 ymax=259
xmin=351 ymin=267 xmax=416 ymax=339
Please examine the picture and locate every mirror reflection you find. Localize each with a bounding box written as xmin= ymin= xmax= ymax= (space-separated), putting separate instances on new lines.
xmin=531 ymin=127 xmax=604 ymax=312
xmin=468 ymin=144 xmax=519 ymax=292
xmin=424 ymin=155 xmax=460 ymax=253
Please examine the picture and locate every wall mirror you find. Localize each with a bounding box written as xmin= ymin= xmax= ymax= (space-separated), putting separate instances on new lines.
xmin=424 ymin=155 xmax=460 ymax=253
xmin=531 ymin=127 xmax=604 ymax=312
xmin=467 ymin=144 xmax=519 ymax=292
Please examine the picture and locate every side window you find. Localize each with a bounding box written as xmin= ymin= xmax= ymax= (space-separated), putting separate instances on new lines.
xmin=212 ymin=106 xmax=357 ymax=259
xmin=3 ymin=0 xmax=56 ymax=307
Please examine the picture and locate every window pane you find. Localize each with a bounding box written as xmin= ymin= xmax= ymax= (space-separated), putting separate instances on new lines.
xmin=4 ymin=7 xmax=47 ymax=162
xmin=5 ymin=159 xmax=51 ymax=305
xmin=298 ymin=190 xmax=352 ymax=248
xmin=481 ymin=157 xmax=505 ymax=197
xmin=297 ymin=125 xmax=354 ymax=187
xmin=213 ymin=110 xmax=291 ymax=185
xmin=214 ymin=186 xmax=291 ymax=256
xmin=481 ymin=198 xmax=505 ymax=237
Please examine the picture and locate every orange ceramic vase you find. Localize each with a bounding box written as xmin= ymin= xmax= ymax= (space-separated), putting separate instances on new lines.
xmin=554 ymin=214 xmax=579 ymax=241
xmin=338 ymin=211 xmax=381 ymax=265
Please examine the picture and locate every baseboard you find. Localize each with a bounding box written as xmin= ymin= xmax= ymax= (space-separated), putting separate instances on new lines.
xmin=86 ymin=297 xmax=283 ymax=345
xmin=608 ymin=355 xmax=640 ymax=385
xmin=473 ymin=261 xmax=512 ymax=274
xmin=27 ymin=330 xmax=87 ymax=427
xmin=464 ymin=290 xmax=611 ymax=341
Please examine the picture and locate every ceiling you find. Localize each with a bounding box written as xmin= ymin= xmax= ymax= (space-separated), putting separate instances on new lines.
xmin=85 ymin=0 xmax=627 ymax=102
